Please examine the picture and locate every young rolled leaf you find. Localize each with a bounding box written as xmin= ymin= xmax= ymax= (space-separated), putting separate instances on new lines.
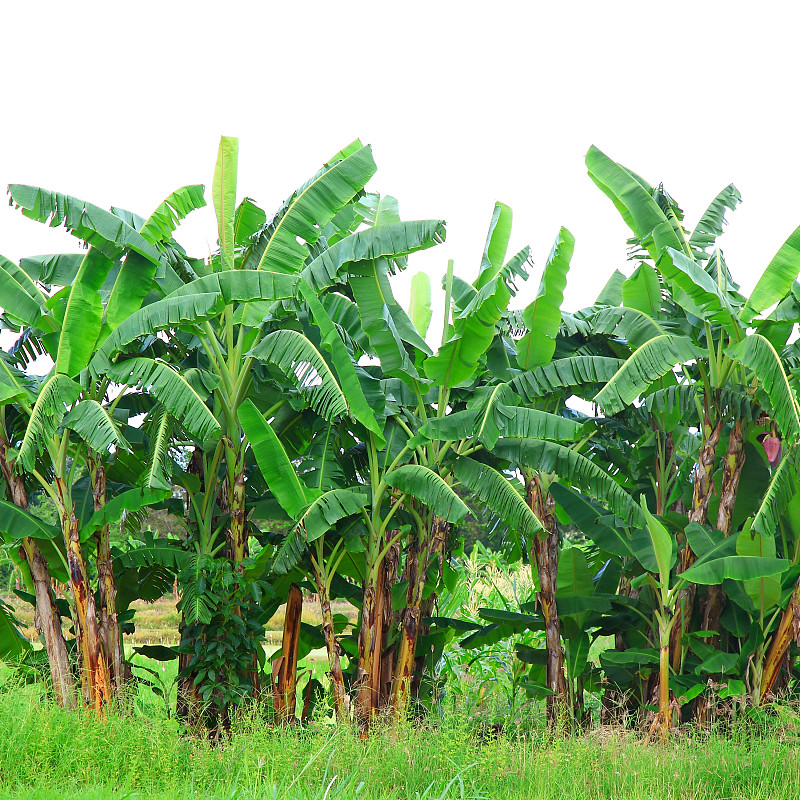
xmin=409 ymin=271 xmax=433 ymax=338
xmin=516 ymin=227 xmax=574 ymax=369
xmin=594 ymin=334 xmax=702 ymax=416
xmin=384 ymin=464 xmax=469 ymax=524
xmin=213 ymin=137 xmax=239 ymax=270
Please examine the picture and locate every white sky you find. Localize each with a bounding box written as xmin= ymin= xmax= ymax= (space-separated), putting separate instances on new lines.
xmin=2 ymin=1 xmax=800 ymax=351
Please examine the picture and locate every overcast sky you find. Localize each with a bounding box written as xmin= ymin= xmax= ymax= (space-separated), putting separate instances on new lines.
xmin=3 ymin=1 xmax=800 ymax=352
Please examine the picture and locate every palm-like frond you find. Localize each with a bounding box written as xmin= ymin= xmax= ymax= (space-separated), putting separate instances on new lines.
xmin=453 ymin=457 xmax=542 ymax=541
xmin=301 ymin=220 xmax=445 ymax=292
xmin=142 ymin=407 xmax=174 ymax=490
xmin=91 ymin=292 xmax=225 ymax=375
xmin=17 ymin=374 xmax=81 ymax=469
xmin=250 ymin=330 xmax=348 ymax=423
xmin=511 ymin=356 xmax=625 ymax=403
xmin=106 ymin=358 xmax=220 ymax=442
xmin=727 ymin=334 xmax=800 ymax=442
xmin=8 ymin=184 xmax=163 ymax=267
xmin=297 ymin=489 xmax=365 ymax=542
xmin=594 ymin=334 xmax=702 ymax=416
xmin=248 ymin=145 xmax=377 ymax=274
xmin=384 ymin=464 xmax=469 ymax=524
xmin=491 ymin=439 xmax=644 ymax=526
xmin=62 ymin=399 xmax=130 ymax=455
xmin=140 ymin=185 xmax=207 ymax=244
xmin=688 ymin=184 xmax=741 ymax=260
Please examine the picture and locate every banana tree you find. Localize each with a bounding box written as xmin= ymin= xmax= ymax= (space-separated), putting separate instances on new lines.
xmin=587 ymin=145 xmax=800 ymax=674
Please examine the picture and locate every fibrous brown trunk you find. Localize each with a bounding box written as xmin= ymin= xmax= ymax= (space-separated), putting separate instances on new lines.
xmin=0 ymin=435 xmax=75 ymax=708
xmin=313 ymin=566 xmax=347 ymax=722
xmin=273 ymin=583 xmax=302 ymax=724
xmin=761 ymin=576 xmax=800 ymax=701
xmin=57 ymin=478 xmax=110 ymax=710
xmin=527 ymin=475 xmax=568 ymax=725
xmin=702 ymin=419 xmax=746 ymax=643
xmin=177 ymin=447 xmax=205 ymax=724
xmin=670 ymin=412 xmax=723 ymax=670
xmin=89 ymin=456 xmax=126 ymax=697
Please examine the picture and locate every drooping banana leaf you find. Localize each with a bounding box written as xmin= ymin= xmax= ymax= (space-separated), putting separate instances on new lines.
xmin=8 ymin=184 xmax=164 ymax=267
xmin=249 ymin=330 xmax=348 ymax=423
xmin=61 ymin=399 xmax=130 ymax=455
xmin=594 ymin=334 xmax=702 ymax=416
xmin=727 ymin=334 xmax=800 ymax=442
xmin=301 ymin=220 xmax=445 ymax=292
xmin=105 ymin=358 xmax=220 ymax=442
xmin=453 ymin=456 xmax=542 ymax=541
xmin=492 ymin=438 xmax=644 ymax=526
xmin=384 ymin=464 xmax=469 ymax=524
xmin=239 ymin=399 xmax=308 ymax=519
xmin=249 ymin=145 xmax=377 ymax=274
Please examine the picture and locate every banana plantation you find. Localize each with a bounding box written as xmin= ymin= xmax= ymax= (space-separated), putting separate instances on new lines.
xmin=3 ymin=136 xmax=800 ymax=744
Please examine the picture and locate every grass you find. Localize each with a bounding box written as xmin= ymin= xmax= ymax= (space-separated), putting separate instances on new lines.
xmin=2 ymin=681 xmax=800 ymax=799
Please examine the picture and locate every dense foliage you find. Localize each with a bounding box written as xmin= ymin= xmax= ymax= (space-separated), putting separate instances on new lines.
xmin=2 ymin=137 xmax=800 ymax=742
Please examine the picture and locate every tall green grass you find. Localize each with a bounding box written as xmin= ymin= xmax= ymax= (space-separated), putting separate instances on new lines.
xmin=2 ymin=682 xmax=800 ymax=799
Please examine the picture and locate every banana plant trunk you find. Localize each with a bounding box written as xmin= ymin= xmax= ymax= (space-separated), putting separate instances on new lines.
xmin=227 ymin=462 xmax=248 ymax=565
xmin=526 ymin=473 xmax=568 ymax=725
xmin=89 ymin=456 xmax=126 ymax=696
xmin=670 ymin=412 xmax=723 ymax=670
xmin=56 ymin=477 xmax=110 ymax=710
xmin=273 ymin=583 xmax=302 ymax=724
xmin=761 ymin=576 xmax=800 ymax=700
xmin=702 ymin=419 xmax=747 ymax=641
xmin=391 ymin=523 xmax=438 ymax=721
xmin=0 ymin=435 xmax=75 ymax=707
xmin=312 ymin=564 xmax=346 ymax=722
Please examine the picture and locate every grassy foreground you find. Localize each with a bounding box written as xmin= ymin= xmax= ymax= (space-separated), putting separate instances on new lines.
xmin=1 ymin=688 xmax=800 ymax=799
